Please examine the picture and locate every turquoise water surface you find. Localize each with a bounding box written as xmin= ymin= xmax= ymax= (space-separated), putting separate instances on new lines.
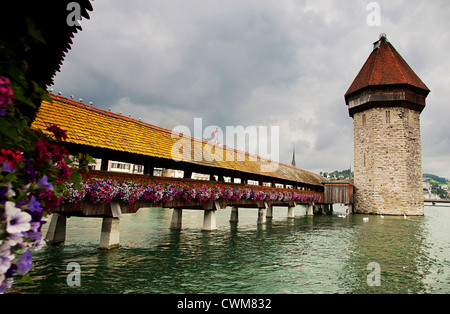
xmin=10 ymin=204 xmax=450 ymax=294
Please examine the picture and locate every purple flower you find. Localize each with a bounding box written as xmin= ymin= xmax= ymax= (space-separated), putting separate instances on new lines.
xmin=0 ymin=161 xmax=13 ymax=173
xmin=4 ymin=201 xmax=31 ymax=234
xmin=0 ymin=183 xmax=16 ymax=203
xmin=37 ymin=175 xmax=53 ymax=191
xmin=17 ymin=249 xmax=32 ymax=276
xmin=23 ymin=157 xmax=37 ymax=180
xmin=0 ymin=186 xmax=8 ymax=204
xmin=26 ymin=230 xmax=42 ymax=242
xmin=0 ymin=249 xmax=14 ymax=291
xmin=30 ymin=220 xmax=46 ymax=233
xmin=0 ymin=245 xmax=14 ymax=278
xmin=26 ymin=195 xmax=44 ymax=221
xmin=7 ymin=232 xmax=24 ymax=246
xmin=27 ymin=196 xmax=42 ymax=212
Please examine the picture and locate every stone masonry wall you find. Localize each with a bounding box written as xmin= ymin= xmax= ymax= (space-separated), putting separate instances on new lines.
xmin=353 ymin=107 xmax=424 ymax=215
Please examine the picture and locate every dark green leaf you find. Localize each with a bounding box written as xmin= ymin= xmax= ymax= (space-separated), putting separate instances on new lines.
xmin=25 ymin=17 xmax=46 ymax=44
xmin=21 ymin=273 xmax=35 ymax=285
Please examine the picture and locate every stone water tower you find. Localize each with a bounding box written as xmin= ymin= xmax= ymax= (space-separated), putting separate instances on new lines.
xmin=345 ymin=34 xmax=430 ymax=215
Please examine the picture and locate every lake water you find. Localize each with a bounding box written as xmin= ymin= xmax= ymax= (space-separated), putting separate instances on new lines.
xmin=9 ymin=204 xmax=450 ymax=294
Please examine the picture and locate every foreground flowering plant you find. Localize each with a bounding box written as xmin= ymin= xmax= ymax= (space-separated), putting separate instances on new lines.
xmin=0 ymin=75 xmax=79 ymax=293
xmin=1 ymin=18 xmax=88 ymax=293
xmin=62 ymin=178 xmax=321 ymax=205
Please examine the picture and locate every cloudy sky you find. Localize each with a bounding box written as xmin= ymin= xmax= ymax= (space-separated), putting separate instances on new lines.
xmin=51 ymin=0 xmax=450 ymax=178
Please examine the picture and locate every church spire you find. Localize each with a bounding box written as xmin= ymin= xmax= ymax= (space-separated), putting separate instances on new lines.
xmin=291 ymin=145 xmax=296 ymax=167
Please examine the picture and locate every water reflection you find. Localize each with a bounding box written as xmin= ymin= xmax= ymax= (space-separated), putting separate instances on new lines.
xmin=347 ymin=215 xmax=428 ymax=293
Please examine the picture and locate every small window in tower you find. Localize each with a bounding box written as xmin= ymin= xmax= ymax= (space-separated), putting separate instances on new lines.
xmin=386 ymin=110 xmax=391 ymax=124
xmin=362 ymin=114 xmax=366 ymax=126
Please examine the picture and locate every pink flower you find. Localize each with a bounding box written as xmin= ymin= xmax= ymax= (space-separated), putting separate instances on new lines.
xmin=0 ymin=76 xmax=14 ymax=116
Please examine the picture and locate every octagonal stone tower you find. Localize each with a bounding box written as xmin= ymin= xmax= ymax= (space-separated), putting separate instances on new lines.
xmin=345 ymin=34 xmax=430 ymax=215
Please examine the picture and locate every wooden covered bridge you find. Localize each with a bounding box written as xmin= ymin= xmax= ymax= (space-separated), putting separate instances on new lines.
xmin=31 ymin=94 xmax=353 ymax=249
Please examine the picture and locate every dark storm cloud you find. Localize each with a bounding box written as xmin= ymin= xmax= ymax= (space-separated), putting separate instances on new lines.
xmin=51 ymin=0 xmax=450 ymax=177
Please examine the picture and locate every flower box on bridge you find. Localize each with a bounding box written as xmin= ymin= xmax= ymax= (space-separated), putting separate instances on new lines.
xmin=47 ymin=170 xmax=324 ymax=249
xmin=56 ymin=170 xmax=323 ymax=217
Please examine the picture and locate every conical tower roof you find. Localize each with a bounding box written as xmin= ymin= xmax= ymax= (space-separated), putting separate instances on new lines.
xmin=345 ymin=34 xmax=430 ymax=97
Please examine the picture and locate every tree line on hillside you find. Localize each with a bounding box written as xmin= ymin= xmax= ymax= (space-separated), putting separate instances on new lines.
xmin=423 ymin=173 xmax=449 ymax=184
xmin=320 ymin=169 xmax=353 ymax=181
xmin=423 ymin=173 xmax=449 ymax=199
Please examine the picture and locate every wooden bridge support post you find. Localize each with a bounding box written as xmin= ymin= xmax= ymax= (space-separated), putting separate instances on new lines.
xmin=257 ymin=208 xmax=266 ymax=224
xmin=323 ymin=204 xmax=333 ymax=215
xmin=313 ymin=205 xmax=322 ymax=215
xmin=287 ymin=206 xmax=295 ymax=219
xmin=266 ymin=204 xmax=273 ymax=219
xmin=306 ymin=204 xmax=314 ymax=216
xmin=99 ymin=217 xmax=120 ymax=250
xmin=230 ymin=206 xmax=239 ymax=223
xmin=347 ymin=204 xmax=353 ymax=215
xmin=184 ymin=170 xmax=192 ymax=179
xmin=100 ymin=158 xmax=110 ymax=171
xmin=202 ymin=210 xmax=217 ymax=232
xmin=170 ymin=208 xmax=183 ymax=230
xmin=46 ymin=213 xmax=67 ymax=245
xmin=144 ymin=162 xmax=154 ymax=175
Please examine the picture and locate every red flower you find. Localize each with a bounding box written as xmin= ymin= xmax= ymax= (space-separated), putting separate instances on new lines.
xmin=46 ymin=125 xmax=67 ymax=141
xmin=39 ymin=189 xmax=61 ymax=213
xmin=34 ymin=139 xmax=52 ymax=165
xmin=34 ymin=139 xmax=70 ymax=166
xmin=56 ymin=161 xmax=71 ymax=183
xmin=0 ymin=148 xmax=22 ymax=168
